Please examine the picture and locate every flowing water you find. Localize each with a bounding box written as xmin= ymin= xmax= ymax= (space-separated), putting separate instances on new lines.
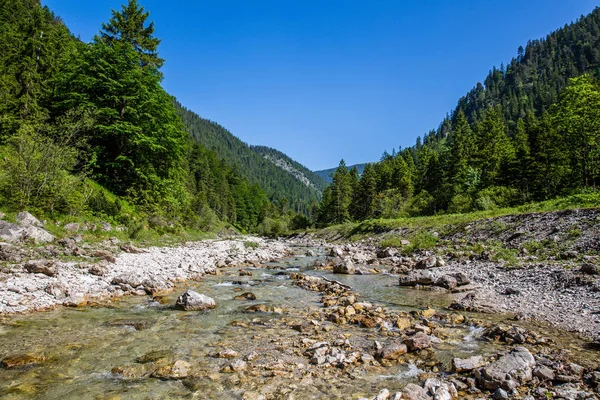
xmin=0 ymin=247 xmax=595 ymax=399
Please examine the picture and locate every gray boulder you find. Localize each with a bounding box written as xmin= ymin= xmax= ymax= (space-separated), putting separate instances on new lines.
xmin=453 ymin=355 xmax=484 ymax=372
xmin=401 ymin=383 xmax=431 ymax=400
xmin=399 ymin=270 xmax=434 ymax=286
xmin=16 ymin=211 xmax=43 ymax=227
xmin=475 ymin=347 xmax=536 ymax=390
xmin=333 ymin=259 xmax=355 ymax=274
xmin=175 ymin=290 xmax=216 ymax=311
xmin=0 ymin=220 xmax=54 ymax=244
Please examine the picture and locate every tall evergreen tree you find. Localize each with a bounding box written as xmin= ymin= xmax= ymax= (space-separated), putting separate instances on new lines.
xmin=100 ymin=0 xmax=164 ymax=70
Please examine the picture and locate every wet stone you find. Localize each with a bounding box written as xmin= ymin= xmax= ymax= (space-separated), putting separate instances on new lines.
xmin=152 ymin=360 xmax=191 ymax=380
xmin=1 ymin=353 xmax=46 ymax=369
xmin=136 ymin=350 xmax=174 ymax=364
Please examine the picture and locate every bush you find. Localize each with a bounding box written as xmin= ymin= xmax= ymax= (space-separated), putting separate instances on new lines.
xmin=448 ymin=194 xmax=474 ymax=214
xmin=290 ymin=214 xmax=310 ymax=230
xmin=407 ymin=190 xmax=435 ymax=216
xmin=475 ymin=186 xmax=519 ymax=210
xmin=0 ymin=124 xmax=86 ymax=215
xmin=258 ymin=217 xmax=289 ymax=238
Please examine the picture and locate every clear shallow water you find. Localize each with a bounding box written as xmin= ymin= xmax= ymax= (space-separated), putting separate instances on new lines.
xmin=0 ymin=248 xmax=595 ymax=399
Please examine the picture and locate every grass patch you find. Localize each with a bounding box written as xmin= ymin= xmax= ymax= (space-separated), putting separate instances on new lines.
xmin=380 ymin=231 xmax=440 ymax=254
xmin=243 ymin=241 xmax=259 ymax=249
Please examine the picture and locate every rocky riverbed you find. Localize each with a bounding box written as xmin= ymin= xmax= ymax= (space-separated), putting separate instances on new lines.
xmin=0 ymin=209 xmax=598 ymax=399
xmin=0 ymin=213 xmax=292 ymax=314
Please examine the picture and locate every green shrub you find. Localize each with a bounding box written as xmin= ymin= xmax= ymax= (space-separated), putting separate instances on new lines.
xmin=258 ymin=217 xmax=289 ymax=237
xmin=448 ymin=193 xmax=474 ymax=214
xmin=243 ymin=241 xmax=259 ymax=249
xmin=407 ymin=190 xmax=434 ymax=216
xmin=0 ymin=124 xmax=85 ymax=215
xmin=475 ymin=186 xmax=519 ymax=210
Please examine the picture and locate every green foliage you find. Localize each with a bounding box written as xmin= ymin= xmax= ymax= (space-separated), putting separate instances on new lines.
xmin=177 ymin=103 xmax=322 ymax=215
xmin=243 ymin=241 xmax=259 ymax=249
xmin=0 ymin=123 xmax=86 ymax=215
xmin=99 ymin=0 xmax=164 ymax=70
xmin=258 ymin=217 xmax=289 ymax=238
xmin=0 ymin=0 xmax=290 ymax=237
xmin=402 ymin=231 xmax=440 ymax=254
xmin=315 ymin=9 xmax=600 ymax=227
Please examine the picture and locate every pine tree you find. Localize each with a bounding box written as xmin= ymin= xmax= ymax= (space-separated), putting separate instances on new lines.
xmin=100 ymin=0 xmax=164 ymax=70
xmin=448 ymin=109 xmax=476 ymax=193
xmin=350 ymin=163 xmax=377 ymax=220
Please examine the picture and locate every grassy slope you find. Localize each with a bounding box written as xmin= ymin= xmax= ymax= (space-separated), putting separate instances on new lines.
xmin=311 ymin=192 xmax=600 ymax=241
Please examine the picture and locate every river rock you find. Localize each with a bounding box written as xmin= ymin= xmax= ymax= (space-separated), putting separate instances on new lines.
xmin=0 ymin=220 xmax=54 ymax=243
xmin=415 ymin=256 xmax=437 ymax=269
xmin=1 ymin=353 xmax=46 ymax=369
xmin=25 ymin=260 xmax=59 ymax=276
xmin=475 ymin=346 xmax=536 ymax=390
xmin=333 ymin=259 xmax=355 ymax=274
xmin=152 ymin=360 xmax=190 ymax=380
xmin=112 ymin=273 xmax=144 ymax=288
xmin=533 ymin=365 xmax=555 ymax=381
xmin=234 ymin=292 xmax=256 ymax=300
xmin=142 ymin=277 xmax=172 ymax=295
xmin=401 ymin=383 xmax=430 ymax=400
xmin=399 ymin=270 xmax=434 ymax=286
xmin=453 ymin=355 xmax=484 ymax=372
xmin=175 ymin=290 xmax=216 ymax=311
xmin=580 ymin=263 xmax=599 ymax=275
xmin=434 ymin=275 xmax=457 ymax=290
xmin=377 ymin=343 xmax=408 ymax=360
xmin=404 ymin=332 xmax=431 ymax=352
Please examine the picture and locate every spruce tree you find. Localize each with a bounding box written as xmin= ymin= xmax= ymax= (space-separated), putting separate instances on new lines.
xmin=100 ymin=0 xmax=164 ymax=70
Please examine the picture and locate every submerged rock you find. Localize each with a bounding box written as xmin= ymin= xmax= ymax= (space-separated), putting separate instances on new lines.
xmin=174 ymin=290 xmax=216 ymax=311
xmin=234 ymin=292 xmax=256 ymax=300
xmin=1 ymin=353 xmax=46 ymax=369
xmin=152 ymin=360 xmax=190 ymax=380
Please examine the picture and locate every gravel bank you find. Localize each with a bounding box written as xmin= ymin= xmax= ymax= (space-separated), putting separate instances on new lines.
xmin=0 ymin=237 xmax=291 ymax=314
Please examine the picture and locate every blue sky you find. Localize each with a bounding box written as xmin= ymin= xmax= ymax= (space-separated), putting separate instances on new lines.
xmin=43 ymin=0 xmax=598 ymax=171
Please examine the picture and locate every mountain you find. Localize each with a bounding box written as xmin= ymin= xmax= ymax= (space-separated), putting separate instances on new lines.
xmin=176 ymin=103 xmax=322 ymax=213
xmin=315 ymin=163 xmax=369 ymax=183
xmin=317 ymin=7 xmax=600 ymax=224
xmin=250 ymin=146 xmax=327 ymax=192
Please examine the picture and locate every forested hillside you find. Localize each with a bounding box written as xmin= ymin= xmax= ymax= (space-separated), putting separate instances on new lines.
xmin=318 ymin=8 xmax=600 ymax=225
xmin=176 ymin=104 xmax=322 ymax=214
xmin=0 ymin=0 xmax=306 ymax=234
xmin=315 ymin=163 xmax=369 ymax=183
xmin=251 ymin=145 xmax=327 ymax=192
